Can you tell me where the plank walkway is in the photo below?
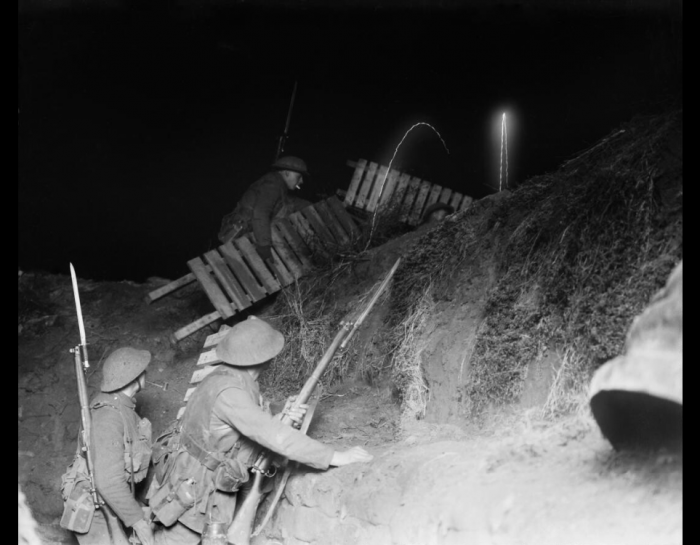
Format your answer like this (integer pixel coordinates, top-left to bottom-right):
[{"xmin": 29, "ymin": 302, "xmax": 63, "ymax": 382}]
[
  {"xmin": 343, "ymin": 159, "xmax": 473, "ymax": 225},
  {"xmin": 146, "ymin": 196, "xmax": 360, "ymax": 342}
]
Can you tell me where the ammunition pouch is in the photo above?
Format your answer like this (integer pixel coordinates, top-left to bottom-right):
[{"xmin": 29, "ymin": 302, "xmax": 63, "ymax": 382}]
[
  {"xmin": 59, "ymin": 454, "xmax": 95, "ymax": 533},
  {"xmin": 149, "ymin": 476, "xmax": 196, "ymax": 528},
  {"xmin": 151, "ymin": 420, "xmax": 181, "ymax": 486},
  {"xmin": 212, "ymin": 457, "xmax": 250, "ymax": 493}
]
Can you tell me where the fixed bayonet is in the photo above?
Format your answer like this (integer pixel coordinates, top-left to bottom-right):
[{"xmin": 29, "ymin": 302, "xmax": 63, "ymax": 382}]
[{"xmin": 70, "ymin": 263, "xmax": 90, "ymax": 370}]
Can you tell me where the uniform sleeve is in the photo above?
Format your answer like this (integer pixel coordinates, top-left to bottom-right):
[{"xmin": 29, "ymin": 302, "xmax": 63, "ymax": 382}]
[
  {"xmin": 214, "ymin": 387, "xmax": 334, "ymax": 470},
  {"xmin": 91, "ymin": 408, "xmax": 144, "ymax": 528},
  {"xmin": 250, "ymin": 180, "xmax": 284, "ymax": 248}
]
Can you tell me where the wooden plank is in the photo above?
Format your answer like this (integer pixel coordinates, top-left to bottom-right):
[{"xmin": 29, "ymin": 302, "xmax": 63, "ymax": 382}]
[
  {"xmin": 391, "ymin": 173, "xmax": 411, "ymax": 216},
  {"xmin": 269, "ymin": 245, "xmax": 295, "ymax": 286},
  {"xmin": 399, "ymin": 176, "xmax": 421, "ymax": 222},
  {"xmin": 219, "ymin": 242, "xmax": 266, "ymax": 302},
  {"xmin": 355, "ymin": 161, "xmax": 378, "ymax": 211},
  {"xmin": 171, "ymin": 310, "xmax": 222, "ymax": 343},
  {"xmin": 315, "ymin": 199, "xmax": 349, "ymax": 245},
  {"xmin": 449, "ymin": 191, "xmax": 463, "ymax": 211},
  {"xmin": 326, "ymin": 195, "xmax": 360, "ymax": 239},
  {"xmin": 203, "ymin": 324, "xmax": 231, "ymax": 349},
  {"xmin": 271, "ymin": 227, "xmax": 304, "ymax": 279},
  {"xmin": 190, "ymin": 365, "xmax": 219, "ymax": 385},
  {"xmin": 234, "ymin": 235, "xmax": 281, "ymax": 293},
  {"xmin": 183, "ymin": 387, "xmax": 196, "ymax": 403},
  {"xmin": 378, "ymin": 168, "xmax": 400, "ymax": 210},
  {"xmin": 425, "ymin": 183, "xmax": 443, "ymax": 210},
  {"xmin": 301, "ymin": 206, "xmax": 336, "ymax": 247},
  {"xmin": 187, "ymin": 258, "xmax": 234, "ymax": 318},
  {"xmin": 459, "ymin": 195, "xmax": 474, "ymax": 211},
  {"xmin": 366, "ymin": 165, "xmax": 389, "ymax": 213},
  {"xmin": 439, "ymin": 187, "xmax": 453, "ymax": 204},
  {"xmin": 197, "ymin": 348, "xmax": 222, "ymax": 366},
  {"xmin": 288, "ymin": 211, "xmax": 325, "ymax": 255},
  {"xmin": 408, "ymin": 180, "xmax": 432, "ymax": 225},
  {"xmin": 344, "ymin": 159, "xmax": 367, "ymax": 207},
  {"xmin": 204, "ymin": 250, "xmax": 251, "ymax": 311},
  {"xmin": 145, "ymin": 272, "xmax": 197, "ymax": 303},
  {"xmin": 274, "ymin": 220, "xmax": 314, "ymax": 272}
]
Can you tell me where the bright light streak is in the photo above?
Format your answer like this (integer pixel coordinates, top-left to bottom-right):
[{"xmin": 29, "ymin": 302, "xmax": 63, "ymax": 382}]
[
  {"xmin": 366, "ymin": 122, "xmax": 449, "ymax": 248},
  {"xmin": 499, "ymin": 112, "xmax": 508, "ymax": 191}
]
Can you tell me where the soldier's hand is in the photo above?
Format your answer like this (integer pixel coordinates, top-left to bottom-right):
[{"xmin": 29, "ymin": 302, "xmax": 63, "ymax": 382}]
[
  {"xmin": 132, "ymin": 518, "xmax": 155, "ymax": 545},
  {"xmin": 282, "ymin": 396, "xmax": 308, "ymax": 429},
  {"xmin": 330, "ymin": 446, "xmax": 374, "ymax": 467}
]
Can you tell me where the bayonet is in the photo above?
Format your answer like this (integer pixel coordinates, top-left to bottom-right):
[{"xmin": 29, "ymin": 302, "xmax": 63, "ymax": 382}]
[{"xmin": 70, "ymin": 263, "xmax": 89, "ymax": 369}]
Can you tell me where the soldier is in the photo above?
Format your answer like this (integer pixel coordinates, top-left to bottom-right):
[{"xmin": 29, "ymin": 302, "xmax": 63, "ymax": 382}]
[
  {"xmin": 60, "ymin": 347, "xmax": 154, "ymax": 545},
  {"xmin": 149, "ymin": 316, "xmax": 373, "ymax": 545},
  {"xmin": 217, "ymin": 156, "xmax": 309, "ymax": 266}
]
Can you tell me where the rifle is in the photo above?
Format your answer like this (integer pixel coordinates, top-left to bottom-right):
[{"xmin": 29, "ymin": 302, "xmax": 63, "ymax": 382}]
[
  {"xmin": 70, "ymin": 263, "xmax": 100, "ymax": 508},
  {"xmin": 227, "ymin": 257, "xmax": 402, "ymax": 545},
  {"xmin": 70, "ymin": 264, "xmax": 133, "ymax": 544},
  {"xmin": 274, "ymin": 80, "xmax": 298, "ymax": 161}
]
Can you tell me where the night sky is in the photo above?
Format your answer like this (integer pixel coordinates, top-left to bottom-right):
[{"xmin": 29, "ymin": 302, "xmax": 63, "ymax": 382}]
[{"xmin": 18, "ymin": 0, "xmax": 682, "ymax": 282}]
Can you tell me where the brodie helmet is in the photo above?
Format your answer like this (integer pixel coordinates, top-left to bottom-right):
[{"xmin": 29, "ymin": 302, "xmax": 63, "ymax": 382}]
[
  {"xmin": 271, "ymin": 156, "xmax": 309, "ymax": 177},
  {"xmin": 101, "ymin": 347, "xmax": 152, "ymax": 392},
  {"xmin": 216, "ymin": 316, "xmax": 285, "ymax": 367}
]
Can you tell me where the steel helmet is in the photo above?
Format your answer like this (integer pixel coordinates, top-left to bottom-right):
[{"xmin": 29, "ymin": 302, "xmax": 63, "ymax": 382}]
[
  {"xmin": 101, "ymin": 347, "xmax": 152, "ymax": 392},
  {"xmin": 271, "ymin": 156, "xmax": 309, "ymax": 177},
  {"xmin": 216, "ymin": 316, "xmax": 285, "ymax": 367}
]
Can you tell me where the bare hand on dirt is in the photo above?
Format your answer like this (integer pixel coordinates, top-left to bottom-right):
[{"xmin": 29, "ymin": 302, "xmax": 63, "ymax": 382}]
[{"xmin": 330, "ymin": 446, "xmax": 374, "ymax": 466}]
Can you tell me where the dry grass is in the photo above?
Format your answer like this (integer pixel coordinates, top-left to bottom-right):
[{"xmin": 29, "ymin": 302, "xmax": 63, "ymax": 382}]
[
  {"xmin": 388, "ymin": 110, "xmax": 683, "ymax": 423},
  {"xmin": 390, "ymin": 286, "xmax": 435, "ymax": 419},
  {"xmin": 261, "ymin": 274, "xmax": 339, "ymax": 400}
]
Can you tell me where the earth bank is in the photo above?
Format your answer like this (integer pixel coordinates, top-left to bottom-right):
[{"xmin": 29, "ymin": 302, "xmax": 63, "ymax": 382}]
[{"xmin": 18, "ymin": 111, "xmax": 682, "ymax": 545}]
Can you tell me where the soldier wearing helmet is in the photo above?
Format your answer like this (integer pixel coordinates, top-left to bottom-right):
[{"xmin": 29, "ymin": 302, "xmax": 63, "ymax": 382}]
[
  {"xmin": 63, "ymin": 347, "xmax": 155, "ymax": 545},
  {"xmin": 149, "ymin": 316, "xmax": 372, "ymax": 545},
  {"xmin": 217, "ymin": 156, "xmax": 309, "ymax": 265}
]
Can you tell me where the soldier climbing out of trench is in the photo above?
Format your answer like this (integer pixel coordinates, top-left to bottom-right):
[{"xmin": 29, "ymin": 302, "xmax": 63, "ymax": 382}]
[
  {"xmin": 147, "ymin": 316, "xmax": 373, "ymax": 545},
  {"xmin": 60, "ymin": 347, "xmax": 155, "ymax": 545},
  {"xmin": 217, "ymin": 156, "xmax": 310, "ymax": 268}
]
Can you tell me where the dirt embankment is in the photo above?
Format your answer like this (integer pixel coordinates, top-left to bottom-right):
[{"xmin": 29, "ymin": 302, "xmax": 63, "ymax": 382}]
[{"xmin": 19, "ymin": 111, "xmax": 681, "ymax": 545}]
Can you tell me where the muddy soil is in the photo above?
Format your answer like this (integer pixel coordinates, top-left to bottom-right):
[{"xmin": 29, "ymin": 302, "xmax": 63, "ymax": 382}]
[{"xmin": 18, "ymin": 253, "xmax": 681, "ymax": 544}]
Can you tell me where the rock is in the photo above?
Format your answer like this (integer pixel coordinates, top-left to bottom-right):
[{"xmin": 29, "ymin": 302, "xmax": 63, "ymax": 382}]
[{"xmin": 589, "ymin": 260, "xmax": 682, "ymax": 450}]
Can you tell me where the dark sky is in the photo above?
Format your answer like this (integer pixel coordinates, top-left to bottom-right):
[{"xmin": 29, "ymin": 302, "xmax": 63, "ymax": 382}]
[{"xmin": 18, "ymin": 0, "xmax": 682, "ymax": 282}]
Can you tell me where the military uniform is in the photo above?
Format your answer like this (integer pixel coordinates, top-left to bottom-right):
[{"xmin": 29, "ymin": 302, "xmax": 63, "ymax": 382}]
[
  {"xmin": 218, "ymin": 171, "xmax": 290, "ymax": 247},
  {"xmin": 150, "ymin": 365, "xmax": 333, "ymax": 545},
  {"xmin": 71, "ymin": 392, "xmax": 152, "ymax": 545}
]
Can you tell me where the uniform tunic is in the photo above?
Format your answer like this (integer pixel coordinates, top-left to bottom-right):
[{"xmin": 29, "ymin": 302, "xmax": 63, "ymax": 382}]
[
  {"xmin": 153, "ymin": 366, "xmax": 333, "ymax": 543},
  {"xmin": 75, "ymin": 392, "xmax": 151, "ymax": 545},
  {"xmin": 224, "ymin": 171, "xmax": 289, "ymax": 247}
]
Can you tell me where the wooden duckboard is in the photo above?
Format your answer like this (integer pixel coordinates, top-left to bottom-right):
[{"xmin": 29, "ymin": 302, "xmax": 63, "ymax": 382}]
[
  {"xmin": 146, "ymin": 196, "xmax": 359, "ymax": 342},
  {"xmin": 344, "ymin": 159, "xmax": 474, "ymax": 225}
]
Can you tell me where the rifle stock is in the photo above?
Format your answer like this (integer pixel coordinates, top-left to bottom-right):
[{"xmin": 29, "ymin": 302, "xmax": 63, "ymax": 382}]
[{"xmin": 226, "ymin": 257, "xmax": 401, "ymax": 544}]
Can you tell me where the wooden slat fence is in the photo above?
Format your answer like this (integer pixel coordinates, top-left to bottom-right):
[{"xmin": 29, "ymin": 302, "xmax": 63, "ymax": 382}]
[
  {"xmin": 146, "ymin": 196, "xmax": 360, "ymax": 342},
  {"xmin": 344, "ymin": 159, "xmax": 473, "ymax": 225}
]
